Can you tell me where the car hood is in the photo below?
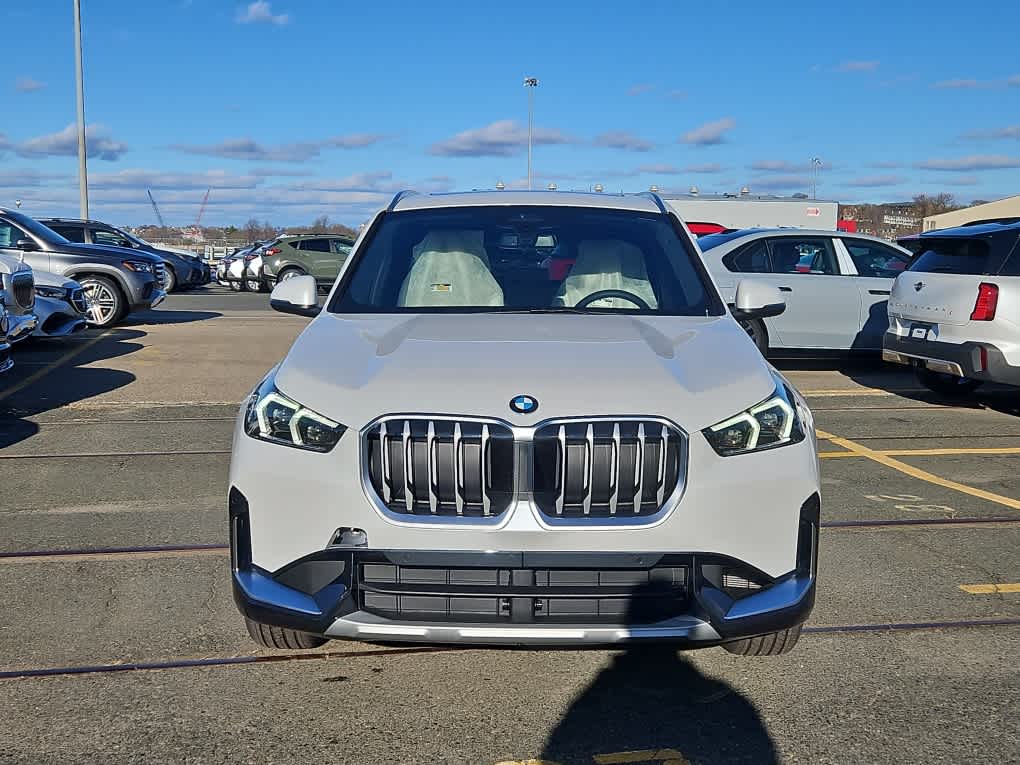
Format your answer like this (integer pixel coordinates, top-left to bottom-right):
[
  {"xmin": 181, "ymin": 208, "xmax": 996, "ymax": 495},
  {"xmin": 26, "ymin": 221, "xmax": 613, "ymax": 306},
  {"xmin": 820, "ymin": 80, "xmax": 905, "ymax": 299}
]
[
  {"xmin": 274, "ymin": 313, "xmax": 777, "ymax": 432},
  {"xmin": 47, "ymin": 241, "xmax": 162, "ymax": 263},
  {"xmin": 31, "ymin": 269, "xmax": 79, "ymax": 290},
  {"xmin": 0, "ymin": 253, "xmax": 32, "ymax": 276}
]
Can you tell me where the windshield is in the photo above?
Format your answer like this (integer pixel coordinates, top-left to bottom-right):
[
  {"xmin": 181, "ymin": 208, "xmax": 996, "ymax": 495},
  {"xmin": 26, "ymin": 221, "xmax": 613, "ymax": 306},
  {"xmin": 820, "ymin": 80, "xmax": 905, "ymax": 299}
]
[
  {"xmin": 329, "ymin": 206, "xmax": 724, "ymax": 316},
  {"xmin": 8, "ymin": 210, "xmax": 71, "ymax": 244}
]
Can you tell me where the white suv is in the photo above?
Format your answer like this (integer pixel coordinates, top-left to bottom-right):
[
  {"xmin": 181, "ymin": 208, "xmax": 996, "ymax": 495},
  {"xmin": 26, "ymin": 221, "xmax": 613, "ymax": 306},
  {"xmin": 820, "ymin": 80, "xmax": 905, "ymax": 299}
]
[
  {"xmin": 884, "ymin": 221, "xmax": 1020, "ymax": 393},
  {"xmin": 230, "ymin": 191, "xmax": 820, "ymax": 656}
]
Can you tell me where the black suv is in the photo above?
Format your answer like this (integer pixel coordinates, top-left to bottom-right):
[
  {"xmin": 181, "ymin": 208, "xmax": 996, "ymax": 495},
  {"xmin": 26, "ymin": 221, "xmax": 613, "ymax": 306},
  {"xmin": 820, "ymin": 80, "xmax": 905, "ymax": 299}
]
[
  {"xmin": 0, "ymin": 208, "xmax": 165, "ymax": 327},
  {"xmin": 42, "ymin": 218, "xmax": 211, "ymax": 292}
]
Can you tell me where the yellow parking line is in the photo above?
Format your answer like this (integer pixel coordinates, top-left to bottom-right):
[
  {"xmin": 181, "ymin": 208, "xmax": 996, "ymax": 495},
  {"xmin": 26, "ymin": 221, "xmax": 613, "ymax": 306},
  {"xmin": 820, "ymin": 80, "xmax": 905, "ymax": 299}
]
[
  {"xmin": 0, "ymin": 330, "xmax": 112, "ymax": 404},
  {"xmin": 816, "ymin": 429, "xmax": 1020, "ymax": 510},
  {"xmin": 959, "ymin": 583, "xmax": 1020, "ymax": 594},
  {"xmin": 593, "ymin": 751, "xmax": 688, "ymax": 765},
  {"xmin": 819, "ymin": 447, "xmax": 1020, "ymax": 459}
]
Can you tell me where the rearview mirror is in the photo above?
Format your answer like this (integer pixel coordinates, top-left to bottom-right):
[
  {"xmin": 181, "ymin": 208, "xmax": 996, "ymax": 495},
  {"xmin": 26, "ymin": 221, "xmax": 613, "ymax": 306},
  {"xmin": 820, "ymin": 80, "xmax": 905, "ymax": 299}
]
[
  {"xmin": 731, "ymin": 279, "xmax": 785, "ymax": 322},
  {"xmin": 270, "ymin": 275, "xmax": 320, "ymax": 317},
  {"xmin": 15, "ymin": 238, "xmax": 38, "ymax": 252}
]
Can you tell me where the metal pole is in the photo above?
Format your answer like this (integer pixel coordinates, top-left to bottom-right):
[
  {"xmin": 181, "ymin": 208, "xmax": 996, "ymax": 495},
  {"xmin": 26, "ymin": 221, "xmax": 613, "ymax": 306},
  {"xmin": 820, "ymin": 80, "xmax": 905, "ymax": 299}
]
[
  {"xmin": 73, "ymin": 0, "xmax": 89, "ymax": 218},
  {"xmin": 527, "ymin": 86, "xmax": 533, "ymax": 190}
]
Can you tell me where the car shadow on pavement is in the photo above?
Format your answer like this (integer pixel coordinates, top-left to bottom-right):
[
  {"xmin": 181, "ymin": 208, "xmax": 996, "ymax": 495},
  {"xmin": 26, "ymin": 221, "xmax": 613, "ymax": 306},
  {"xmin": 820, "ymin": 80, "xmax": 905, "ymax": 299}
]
[
  {"xmin": 0, "ymin": 329, "xmax": 144, "ymax": 449},
  {"xmin": 540, "ymin": 583, "xmax": 777, "ymax": 765},
  {"xmin": 122, "ymin": 310, "xmax": 222, "ymax": 326},
  {"xmin": 540, "ymin": 646, "xmax": 777, "ymax": 765}
]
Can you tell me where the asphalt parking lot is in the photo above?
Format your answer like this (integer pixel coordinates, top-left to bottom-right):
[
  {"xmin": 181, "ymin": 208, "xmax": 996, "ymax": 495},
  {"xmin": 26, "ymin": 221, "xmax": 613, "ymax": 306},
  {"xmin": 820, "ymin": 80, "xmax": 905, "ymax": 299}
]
[{"xmin": 1, "ymin": 287, "xmax": 1018, "ymax": 765}]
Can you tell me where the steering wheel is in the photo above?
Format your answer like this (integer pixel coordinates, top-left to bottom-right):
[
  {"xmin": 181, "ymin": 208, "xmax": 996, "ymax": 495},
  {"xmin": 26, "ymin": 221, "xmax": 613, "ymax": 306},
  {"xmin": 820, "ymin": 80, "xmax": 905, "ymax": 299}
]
[{"xmin": 573, "ymin": 289, "xmax": 651, "ymax": 310}]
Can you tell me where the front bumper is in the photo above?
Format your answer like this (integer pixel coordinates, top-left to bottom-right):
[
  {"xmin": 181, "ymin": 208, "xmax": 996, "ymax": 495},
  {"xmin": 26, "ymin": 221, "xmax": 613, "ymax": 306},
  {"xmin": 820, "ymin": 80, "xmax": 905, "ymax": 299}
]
[
  {"xmin": 32, "ymin": 296, "xmax": 87, "ymax": 338},
  {"xmin": 6, "ymin": 313, "xmax": 38, "ymax": 344},
  {"xmin": 883, "ymin": 332, "xmax": 1020, "ymax": 387},
  {"xmin": 231, "ymin": 489, "xmax": 819, "ymax": 646}
]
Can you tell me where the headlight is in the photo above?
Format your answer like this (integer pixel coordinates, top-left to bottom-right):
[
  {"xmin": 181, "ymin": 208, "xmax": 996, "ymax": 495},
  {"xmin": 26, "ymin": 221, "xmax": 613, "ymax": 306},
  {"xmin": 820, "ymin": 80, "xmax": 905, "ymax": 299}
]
[
  {"xmin": 244, "ymin": 373, "xmax": 346, "ymax": 452},
  {"xmin": 703, "ymin": 379, "xmax": 805, "ymax": 456},
  {"xmin": 34, "ymin": 286, "xmax": 67, "ymax": 299},
  {"xmin": 122, "ymin": 260, "xmax": 154, "ymax": 273},
  {"xmin": 0, "ymin": 309, "xmax": 9, "ymax": 336}
]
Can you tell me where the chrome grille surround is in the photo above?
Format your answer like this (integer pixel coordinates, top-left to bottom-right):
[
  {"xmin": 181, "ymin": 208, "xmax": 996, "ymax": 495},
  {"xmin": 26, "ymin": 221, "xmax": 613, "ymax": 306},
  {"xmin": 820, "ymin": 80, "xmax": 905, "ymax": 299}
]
[
  {"xmin": 532, "ymin": 417, "xmax": 687, "ymax": 521},
  {"xmin": 70, "ymin": 287, "xmax": 89, "ymax": 314},
  {"xmin": 11, "ymin": 273, "xmax": 35, "ymax": 310},
  {"xmin": 361, "ymin": 414, "xmax": 688, "ymax": 528},
  {"xmin": 363, "ymin": 415, "xmax": 517, "ymax": 524}
]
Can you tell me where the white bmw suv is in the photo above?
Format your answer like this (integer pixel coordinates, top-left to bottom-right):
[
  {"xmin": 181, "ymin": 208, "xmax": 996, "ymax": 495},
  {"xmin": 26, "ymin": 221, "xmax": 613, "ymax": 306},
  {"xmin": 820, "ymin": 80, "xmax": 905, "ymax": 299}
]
[
  {"xmin": 884, "ymin": 220, "xmax": 1020, "ymax": 394},
  {"xmin": 230, "ymin": 191, "xmax": 820, "ymax": 656}
]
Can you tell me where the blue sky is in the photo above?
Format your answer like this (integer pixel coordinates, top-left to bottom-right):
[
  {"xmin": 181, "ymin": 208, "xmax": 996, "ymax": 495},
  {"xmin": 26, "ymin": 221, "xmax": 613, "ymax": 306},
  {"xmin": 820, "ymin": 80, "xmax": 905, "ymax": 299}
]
[{"xmin": 2, "ymin": 0, "xmax": 1019, "ymax": 227}]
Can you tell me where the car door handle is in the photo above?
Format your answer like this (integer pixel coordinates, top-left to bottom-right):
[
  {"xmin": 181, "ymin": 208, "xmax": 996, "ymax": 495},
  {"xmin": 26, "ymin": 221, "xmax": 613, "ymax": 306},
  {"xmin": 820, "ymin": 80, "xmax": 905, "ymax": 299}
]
[
  {"xmin": 778, "ymin": 286, "xmax": 792, "ymax": 292},
  {"xmin": 868, "ymin": 289, "xmax": 891, "ymax": 296}
]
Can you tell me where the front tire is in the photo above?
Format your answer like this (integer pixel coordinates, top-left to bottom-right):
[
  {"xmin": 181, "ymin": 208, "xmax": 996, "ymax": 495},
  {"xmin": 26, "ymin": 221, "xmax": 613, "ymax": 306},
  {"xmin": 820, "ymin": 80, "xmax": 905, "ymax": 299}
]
[
  {"xmin": 79, "ymin": 275, "xmax": 126, "ymax": 328},
  {"xmin": 915, "ymin": 367, "xmax": 983, "ymax": 396},
  {"xmin": 162, "ymin": 265, "xmax": 177, "ymax": 292},
  {"xmin": 722, "ymin": 624, "xmax": 802, "ymax": 656},
  {"xmin": 244, "ymin": 617, "xmax": 327, "ymax": 650},
  {"xmin": 740, "ymin": 319, "xmax": 769, "ymax": 356},
  {"xmin": 277, "ymin": 267, "xmax": 306, "ymax": 282}
]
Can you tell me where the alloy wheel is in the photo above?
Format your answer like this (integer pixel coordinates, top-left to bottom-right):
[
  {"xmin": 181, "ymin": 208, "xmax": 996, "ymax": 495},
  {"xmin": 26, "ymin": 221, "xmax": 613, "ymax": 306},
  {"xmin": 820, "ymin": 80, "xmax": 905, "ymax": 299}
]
[{"xmin": 81, "ymin": 281, "xmax": 119, "ymax": 326}]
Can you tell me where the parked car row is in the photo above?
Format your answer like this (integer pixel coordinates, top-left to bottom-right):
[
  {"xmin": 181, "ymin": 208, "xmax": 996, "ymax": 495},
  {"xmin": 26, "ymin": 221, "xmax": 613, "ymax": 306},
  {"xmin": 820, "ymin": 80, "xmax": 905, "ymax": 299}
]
[
  {"xmin": 42, "ymin": 218, "xmax": 212, "ymax": 292},
  {"xmin": 217, "ymin": 234, "xmax": 355, "ymax": 293},
  {"xmin": 693, "ymin": 220, "xmax": 1019, "ymax": 393}
]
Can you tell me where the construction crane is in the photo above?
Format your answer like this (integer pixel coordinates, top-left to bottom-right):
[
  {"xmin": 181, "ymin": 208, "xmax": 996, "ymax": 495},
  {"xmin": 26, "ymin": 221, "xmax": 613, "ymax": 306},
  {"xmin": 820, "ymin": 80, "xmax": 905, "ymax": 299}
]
[
  {"xmin": 146, "ymin": 189, "xmax": 166, "ymax": 228},
  {"xmin": 194, "ymin": 188, "xmax": 210, "ymax": 229}
]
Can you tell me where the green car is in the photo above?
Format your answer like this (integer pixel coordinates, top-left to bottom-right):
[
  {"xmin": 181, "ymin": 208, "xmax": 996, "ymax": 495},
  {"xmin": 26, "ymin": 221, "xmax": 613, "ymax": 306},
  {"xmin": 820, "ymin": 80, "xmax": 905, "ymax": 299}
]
[{"xmin": 260, "ymin": 235, "xmax": 355, "ymax": 289}]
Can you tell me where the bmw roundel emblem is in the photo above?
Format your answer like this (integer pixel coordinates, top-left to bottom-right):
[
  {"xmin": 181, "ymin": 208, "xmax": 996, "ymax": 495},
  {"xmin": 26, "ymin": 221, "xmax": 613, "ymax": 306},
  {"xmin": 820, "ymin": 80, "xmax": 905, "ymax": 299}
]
[{"xmin": 510, "ymin": 394, "xmax": 538, "ymax": 415}]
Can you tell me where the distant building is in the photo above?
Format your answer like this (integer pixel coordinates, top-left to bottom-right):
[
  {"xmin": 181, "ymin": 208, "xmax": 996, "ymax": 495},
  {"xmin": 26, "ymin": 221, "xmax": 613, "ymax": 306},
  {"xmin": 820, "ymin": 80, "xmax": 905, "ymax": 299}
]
[
  {"xmin": 923, "ymin": 195, "xmax": 1020, "ymax": 231},
  {"xmin": 662, "ymin": 193, "xmax": 839, "ymax": 231}
]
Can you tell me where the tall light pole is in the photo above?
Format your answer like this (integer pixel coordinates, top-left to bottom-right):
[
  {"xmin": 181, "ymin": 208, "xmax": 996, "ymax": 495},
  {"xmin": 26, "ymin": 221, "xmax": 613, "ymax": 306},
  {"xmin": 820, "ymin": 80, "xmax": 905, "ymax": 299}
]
[
  {"xmin": 524, "ymin": 77, "xmax": 539, "ymax": 190},
  {"xmin": 73, "ymin": 0, "xmax": 89, "ymax": 218},
  {"xmin": 811, "ymin": 157, "xmax": 823, "ymax": 201}
]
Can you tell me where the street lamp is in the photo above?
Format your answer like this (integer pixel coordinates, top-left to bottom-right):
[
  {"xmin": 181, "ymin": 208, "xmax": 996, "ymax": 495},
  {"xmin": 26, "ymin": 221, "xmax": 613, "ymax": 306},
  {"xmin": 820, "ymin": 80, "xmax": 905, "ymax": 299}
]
[
  {"xmin": 524, "ymin": 77, "xmax": 539, "ymax": 190},
  {"xmin": 811, "ymin": 157, "xmax": 823, "ymax": 200},
  {"xmin": 73, "ymin": 0, "xmax": 89, "ymax": 218}
]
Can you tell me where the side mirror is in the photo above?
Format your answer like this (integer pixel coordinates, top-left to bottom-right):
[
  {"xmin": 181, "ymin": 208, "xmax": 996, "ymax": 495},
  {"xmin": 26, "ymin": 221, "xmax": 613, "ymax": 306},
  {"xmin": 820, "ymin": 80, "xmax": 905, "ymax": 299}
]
[
  {"xmin": 269, "ymin": 274, "xmax": 320, "ymax": 317},
  {"xmin": 119, "ymin": 239, "xmax": 135, "ymax": 248},
  {"xmin": 731, "ymin": 279, "xmax": 786, "ymax": 322},
  {"xmin": 15, "ymin": 238, "xmax": 38, "ymax": 252}
]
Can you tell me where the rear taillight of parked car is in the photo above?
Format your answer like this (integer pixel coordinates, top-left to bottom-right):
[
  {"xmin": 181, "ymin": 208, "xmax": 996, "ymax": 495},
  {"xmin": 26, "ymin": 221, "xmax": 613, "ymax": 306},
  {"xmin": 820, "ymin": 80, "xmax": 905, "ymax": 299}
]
[
  {"xmin": 970, "ymin": 283, "xmax": 998, "ymax": 321},
  {"xmin": 265, "ymin": 247, "xmax": 281, "ymax": 257}
]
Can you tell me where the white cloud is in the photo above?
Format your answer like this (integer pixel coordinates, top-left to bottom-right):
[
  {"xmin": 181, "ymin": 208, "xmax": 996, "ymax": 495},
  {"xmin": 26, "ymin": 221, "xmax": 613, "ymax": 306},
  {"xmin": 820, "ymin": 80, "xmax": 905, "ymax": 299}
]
[
  {"xmin": 843, "ymin": 174, "xmax": 907, "ymax": 188},
  {"xmin": 933, "ymin": 78, "xmax": 988, "ymax": 89},
  {"xmin": 960, "ymin": 125, "xmax": 1020, "ymax": 141},
  {"xmin": 679, "ymin": 117, "xmax": 735, "ymax": 146},
  {"xmin": 170, "ymin": 134, "xmax": 384, "ymax": 162},
  {"xmin": 1009, "ymin": 75, "xmax": 1020, "ymax": 87},
  {"xmin": 748, "ymin": 174, "xmax": 813, "ymax": 191},
  {"xmin": 16, "ymin": 123, "xmax": 128, "ymax": 161},
  {"xmin": 90, "ymin": 169, "xmax": 262, "ymax": 190},
  {"xmin": 626, "ymin": 83, "xmax": 655, "ymax": 97},
  {"xmin": 593, "ymin": 130, "xmax": 655, "ymax": 152},
  {"xmin": 14, "ymin": 77, "xmax": 45, "ymax": 93},
  {"xmin": 750, "ymin": 159, "xmax": 814, "ymax": 172},
  {"xmin": 837, "ymin": 60, "xmax": 879, "ymax": 73},
  {"xmin": 236, "ymin": 1, "xmax": 289, "ymax": 25},
  {"xmin": 915, "ymin": 155, "xmax": 1020, "ymax": 171},
  {"xmin": 429, "ymin": 120, "xmax": 576, "ymax": 157}
]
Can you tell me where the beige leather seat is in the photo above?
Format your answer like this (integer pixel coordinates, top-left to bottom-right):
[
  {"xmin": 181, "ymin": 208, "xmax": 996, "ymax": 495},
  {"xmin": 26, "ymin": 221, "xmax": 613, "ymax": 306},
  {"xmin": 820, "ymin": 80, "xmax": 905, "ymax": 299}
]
[
  {"xmin": 397, "ymin": 230, "xmax": 503, "ymax": 307},
  {"xmin": 554, "ymin": 239, "xmax": 658, "ymax": 309}
]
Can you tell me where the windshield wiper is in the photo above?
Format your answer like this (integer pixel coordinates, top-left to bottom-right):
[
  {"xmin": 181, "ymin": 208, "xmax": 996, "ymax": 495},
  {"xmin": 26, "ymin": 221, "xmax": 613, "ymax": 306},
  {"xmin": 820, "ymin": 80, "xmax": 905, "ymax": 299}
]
[{"xmin": 501, "ymin": 307, "xmax": 592, "ymax": 314}]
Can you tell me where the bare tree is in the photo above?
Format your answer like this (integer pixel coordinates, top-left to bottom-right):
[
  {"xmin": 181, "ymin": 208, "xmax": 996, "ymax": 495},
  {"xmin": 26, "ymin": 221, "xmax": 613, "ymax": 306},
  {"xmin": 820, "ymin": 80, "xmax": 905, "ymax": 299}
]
[{"xmin": 912, "ymin": 193, "xmax": 958, "ymax": 219}]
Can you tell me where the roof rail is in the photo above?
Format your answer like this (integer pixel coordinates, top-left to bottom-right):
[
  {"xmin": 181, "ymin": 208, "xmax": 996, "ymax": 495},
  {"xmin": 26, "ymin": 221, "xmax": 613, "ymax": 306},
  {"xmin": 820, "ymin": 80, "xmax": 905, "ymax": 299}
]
[
  {"xmin": 387, "ymin": 190, "xmax": 419, "ymax": 211},
  {"xmin": 636, "ymin": 191, "xmax": 668, "ymax": 214}
]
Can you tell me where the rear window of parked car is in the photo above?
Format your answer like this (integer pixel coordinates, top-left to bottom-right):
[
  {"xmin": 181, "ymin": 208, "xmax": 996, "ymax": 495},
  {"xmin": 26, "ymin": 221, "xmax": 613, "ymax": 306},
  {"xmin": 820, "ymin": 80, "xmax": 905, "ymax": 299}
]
[
  {"xmin": 908, "ymin": 239, "xmax": 995, "ymax": 275},
  {"xmin": 50, "ymin": 225, "xmax": 87, "ymax": 243}
]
